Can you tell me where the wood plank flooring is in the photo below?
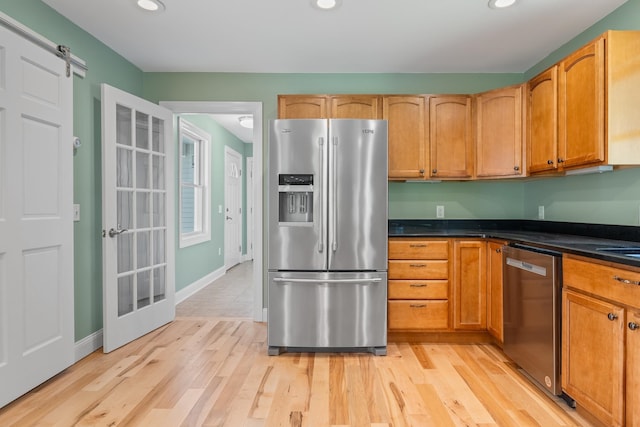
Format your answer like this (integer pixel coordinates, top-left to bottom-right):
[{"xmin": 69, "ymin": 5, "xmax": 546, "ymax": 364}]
[{"xmin": 0, "ymin": 317, "xmax": 593, "ymax": 427}]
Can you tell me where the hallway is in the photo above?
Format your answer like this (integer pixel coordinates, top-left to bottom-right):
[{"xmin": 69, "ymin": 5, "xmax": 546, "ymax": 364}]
[{"xmin": 176, "ymin": 261, "xmax": 253, "ymax": 318}]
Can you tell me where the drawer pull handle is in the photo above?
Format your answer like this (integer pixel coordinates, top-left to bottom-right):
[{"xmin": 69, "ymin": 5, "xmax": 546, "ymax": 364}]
[
  {"xmin": 409, "ymin": 264, "xmax": 427, "ymax": 268},
  {"xmin": 409, "ymin": 244, "xmax": 427, "ymax": 248},
  {"xmin": 410, "ymin": 304, "xmax": 426, "ymax": 308},
  {"xmin": 410, "ymin": 284, "xmax": 427, "ymax": 288},
  {"xmin": 608, "ymin": 313, "xmax": 619, "ymax": 321},
  {"xmin": 629, "ymin": 322, "xmax": 639, "ymax": 331},
  {"xmin": 613, "ymin": 275, "xmax": 640, "ymax": 286}
]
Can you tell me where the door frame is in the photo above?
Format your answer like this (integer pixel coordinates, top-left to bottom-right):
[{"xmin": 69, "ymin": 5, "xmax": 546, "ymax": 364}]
[
  {"xmin": 245, "ymin": 157, "xmax": 254, "ymax": 261},
  {"xmin": 224, "ymin": 145, "xmax": 243, "ymax": 270},
  {"xmin": 160, "ymin": 101, "xmax": 264, "ymax": 322}
]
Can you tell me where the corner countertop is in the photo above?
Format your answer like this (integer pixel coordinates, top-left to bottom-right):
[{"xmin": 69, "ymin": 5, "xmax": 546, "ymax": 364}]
[{"xmin": 389, "ymin": 219, "xmax": 640, "ymax": 268}]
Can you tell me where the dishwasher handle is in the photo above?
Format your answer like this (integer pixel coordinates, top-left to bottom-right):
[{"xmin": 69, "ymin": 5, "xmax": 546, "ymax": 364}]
[{"xmin": 506, "ymin": 257, "xmax": 548, "ymax": 277}]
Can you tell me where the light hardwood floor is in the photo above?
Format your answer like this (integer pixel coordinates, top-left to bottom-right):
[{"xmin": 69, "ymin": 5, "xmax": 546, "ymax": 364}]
[{"xmin": 0, "ymin": 263, "xmax": 594, "ymax": 426}]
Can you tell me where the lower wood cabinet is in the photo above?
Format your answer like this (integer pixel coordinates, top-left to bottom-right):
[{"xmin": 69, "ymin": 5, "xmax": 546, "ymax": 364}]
[
  {"xmin": 563, "ymin": 255, "xmax": 640, "ymax": 427},
  {"xmin": 388, "ymin": 239, "xmax": 449, "ymax": 330},
  {"xmin": 486, "ymin": 240, "xmax": 506, "ymax": 342},
  {"xmin": 452, "ymin": 240, "xmax": 486, "ymax": 330}
]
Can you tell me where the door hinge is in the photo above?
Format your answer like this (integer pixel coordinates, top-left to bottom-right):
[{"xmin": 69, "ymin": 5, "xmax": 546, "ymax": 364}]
[{"xmin": 56, "ymin": 45, "xmax": 72, "ymax": 77}]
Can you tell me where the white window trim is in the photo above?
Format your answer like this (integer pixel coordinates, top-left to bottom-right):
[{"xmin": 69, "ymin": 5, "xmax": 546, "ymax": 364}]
[{"xmin": 178, "ymin": 118, "xmax": 211, "ymax": 248}]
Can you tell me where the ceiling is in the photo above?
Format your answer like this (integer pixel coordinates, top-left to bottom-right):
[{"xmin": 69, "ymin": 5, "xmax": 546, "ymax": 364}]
[{"xmin": 42, "ymin": 0, "xmax": 628, "ymax": 141}]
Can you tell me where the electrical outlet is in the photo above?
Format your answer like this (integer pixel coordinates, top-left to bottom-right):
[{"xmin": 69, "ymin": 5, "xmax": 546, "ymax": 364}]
[
  {"xmin": 538, "ymin": 205, "xmax": 545, "ymax": 220},
  {"xmin": 218, "ymin": 205, "xmax": 223, "ymax": 214},
  {"xmin": 73, "ymin": 204, "xmax": 80, "ymax": 221},
  {"xmin": 436, "ymin": 205, "xmax": 445, "ymax": 218}
]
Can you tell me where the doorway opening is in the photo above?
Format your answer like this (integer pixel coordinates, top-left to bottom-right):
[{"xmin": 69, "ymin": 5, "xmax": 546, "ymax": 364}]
[{"xmin": 160, "ymin": 101, "xmax": 263, "ymax": 322}]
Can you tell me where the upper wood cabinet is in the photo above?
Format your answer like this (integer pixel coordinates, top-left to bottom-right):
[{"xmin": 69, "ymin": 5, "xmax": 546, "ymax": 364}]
[
  {"xmin": 528, "ymin": 30, "xmax": 640, "ymax": 174},
  {"xmin": 429, "ymin": 95, "xmax": 474, "ymax": 179},
  {"xmin": 475, "ymin": 85, "xmax": 525, "ymax": 178},
  {"xmin": 278, "ymin": 95, "xmax": 328, "ymax": 118},
  {"xmin": 383, "ymin": 95, "xmax": 427, "ymax": 179},
  {"xmin": 277, "ymin": 94, "xmax": 381, "ymax": 119},
  {"xmin": 527, "ymin": 66, "xmax": 559, "ymax": 173}
]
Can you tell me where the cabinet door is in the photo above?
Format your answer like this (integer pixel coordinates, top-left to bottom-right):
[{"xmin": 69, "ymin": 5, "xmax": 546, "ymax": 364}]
[
  {"xmin": 628, "ymin": 310, "xmax": 640, "ymax": 427},
  {"xmin": 330, "ymin": 95, "xmax": 382, "ymax": 119},
  {"xmin": 562, "ymin": 290, "xmax": 625, "ymax": 427},
  {"xmin": 277, "ymin": 95, "xmax": 328, "ymax": 119},
  {"xmin": 452, "ymin": 240, "xmax": 486, "ymax": 330},
  {"xmin": 475, "ymin": 86, "xmax": 524, "ymax": 178},
  {"xmin": 527, "ymin": 66, "xmax": 558, "ymax": 173},
  {"xmin": 486, "ymin": 241, "xmax": 505, "ymax": 342},
  {"xmin": 383, "ymin": 95, "xmax": 427, "ymax": 179},
  {"xmin": 558, "ymin": 37, "xmax": 605, "ymax": 168},
  {"xmin": 429, "ymin": 95, "xmax": 473, "ymax": 178}
]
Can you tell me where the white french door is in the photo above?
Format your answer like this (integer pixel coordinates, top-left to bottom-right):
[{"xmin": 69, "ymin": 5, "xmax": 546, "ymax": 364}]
[
  {"xmin": 224, "ymin": 147, "xmax": 242, "ymax": 269},
  {"xmin": 101, "ymin": 84, "xmax": 174, "ymax": 353},
  {"xmin": 0, "ymin": 25, "xmax": 74, "ymax": 406}
]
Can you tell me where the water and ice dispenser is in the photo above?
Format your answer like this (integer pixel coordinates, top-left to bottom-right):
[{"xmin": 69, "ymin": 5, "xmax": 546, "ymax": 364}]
[{"xmin": 278, "ymin": 174, "xmax": 313, "ymax": 225}]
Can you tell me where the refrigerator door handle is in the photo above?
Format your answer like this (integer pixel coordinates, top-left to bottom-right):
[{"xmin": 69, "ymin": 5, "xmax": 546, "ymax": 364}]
[
  {"xmin": 318, "ymin": 137, "xmax": 325, "ymax": 253},
  {"xmin": 272, "ymin": 277, "xmax": 383, "ymax": 284},
  {"xmin": 332, "ymin": 136, "xmax": 338, "ymax": 252}
]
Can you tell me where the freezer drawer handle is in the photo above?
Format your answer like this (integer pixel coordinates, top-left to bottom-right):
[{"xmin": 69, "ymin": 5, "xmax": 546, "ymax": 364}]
[
  {"xmin": 273, "ymin": 277, "xmax": 383, "ymax": 284},
  {"xmin": 613, "ymin": 275, "xmax": 640, "ymax": 286},
  {"xmin": 506, "ymin": 257, "xmax": 547, "ymax": 277}
]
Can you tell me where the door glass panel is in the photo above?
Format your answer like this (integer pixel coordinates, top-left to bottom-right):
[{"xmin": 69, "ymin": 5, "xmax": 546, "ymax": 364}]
[
  {"xmin": 153, "ymin": 266, "xmax": 166, "ymax": 302},
  {"xmin": 153, "ymin": 193, "xmax": 165, "ymax": 227},
  {"xmin": 117, "ymin": 274, "xmax": 134, "ymax": 316},
  {"xmin": 137, "ymin": 270, "xmax": 151, "ymax": 309},
  {"xmin": 137, "ymin": 192, "xmax": 150, "ymax": 229},
  {"xmin": 152, "ymin": 117, "xmax": 164, "ymax": 153},
  {"xmin": 117, "ymin": 148, "xmax": 132, "ymax": 188},
  {"xmin": 154, "ymin": 230, "xmax": 165, "ymax": 265},
  {"xmin": 137, "ymin": 231, "xmax": 151, "ymax": 268},
  {"xmin": 136, "ymin": 111, "xmax": 149, "ymax": 150},
  {"xmin": 152, "ymin": 154, "xmax": 165, "ymax": 190},
  {"xmin": 136, "ymin": 152, "xmax": 150, "ymax": 189},
  {"xmin": 117, "ymin": 191, "xmax": 133, "ymax": 230},
  {"xmin": 117, "ymin": 233, "xmax": 133, "ymax": 274},
  {"xmin": 116, "ymin": 104, "xmax": 132, "ymax": 147}
]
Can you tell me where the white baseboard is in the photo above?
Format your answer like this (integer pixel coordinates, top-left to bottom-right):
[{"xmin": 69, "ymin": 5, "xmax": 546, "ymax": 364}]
[
  {"xmin": 175, "ymin": 266, "xmax": 226, "ymax": 305},
  {"xmin": 75, "ymin": 329, "xmax": 103, "ymax": 362}
]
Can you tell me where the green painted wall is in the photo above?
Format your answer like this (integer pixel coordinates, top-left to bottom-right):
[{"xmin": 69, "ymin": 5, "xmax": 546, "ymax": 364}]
[
  {"xmin": 174, "ymin": 115, "xmax": 250, "ymax": 291},
  {"xmin": 0, "ymin": 0, "xmax": 144, "ymax": 341}
]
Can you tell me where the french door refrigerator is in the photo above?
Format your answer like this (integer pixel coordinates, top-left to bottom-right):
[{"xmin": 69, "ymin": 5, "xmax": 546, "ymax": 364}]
[{"xmin": 267, "ymin": 119, "xmax": 388, "ymax": 356}]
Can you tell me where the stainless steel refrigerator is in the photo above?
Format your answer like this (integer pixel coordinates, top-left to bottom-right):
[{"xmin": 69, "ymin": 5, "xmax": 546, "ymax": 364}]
[{"xmin": 267, "ymin": 119, "xmax": 388, "ymax": 356}]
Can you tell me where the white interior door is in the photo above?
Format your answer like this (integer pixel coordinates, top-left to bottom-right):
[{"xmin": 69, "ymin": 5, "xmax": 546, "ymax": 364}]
[
  {"xmin": 224, "ymin": 147, "xmax": 242, "ymax": 269},
  {"xmin": 0, "ymin": 26, "xmax": 74, "ymax": 406},
  {"xmin": 246, "ymin": 157, "xmax": 254, "ymax": 261},
  {"xmin": 101, "ymin": 84, "xmax": 174, "ymax": 353}
]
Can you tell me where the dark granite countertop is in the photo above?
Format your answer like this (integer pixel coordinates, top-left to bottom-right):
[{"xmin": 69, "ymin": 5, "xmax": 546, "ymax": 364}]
[{"xmin": 389, "ymin": 219, "xmax": 640, "ymax": 268}]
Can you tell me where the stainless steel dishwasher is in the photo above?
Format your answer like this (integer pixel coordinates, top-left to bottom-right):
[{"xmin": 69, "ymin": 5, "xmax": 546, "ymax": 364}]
[{"xmin": 502, "ymin": 244, "xmax": 563, "ymax": 396}]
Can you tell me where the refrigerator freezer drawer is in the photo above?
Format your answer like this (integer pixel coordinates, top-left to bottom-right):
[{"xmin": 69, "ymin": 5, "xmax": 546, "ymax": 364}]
[{"xmin": 267, "ymin": 271, "xmax": 387, "ymax": 353}]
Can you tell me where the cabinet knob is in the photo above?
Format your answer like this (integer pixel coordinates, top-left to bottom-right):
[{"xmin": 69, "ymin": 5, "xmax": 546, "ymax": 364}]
[
  {"xmin": 607, "ymin": 313, "xmax": 619, "ymax": 321},
  {"xmin": 514, "ymin": 166, "xmax": 520, "ymax": 171},
  {"xmin": 419, "ymin": 169, "xmax": 425, "ymax": 175},
  {"xmin": 432, "ymin": 169, "xmax": 437, "ymax": 175},
  {"xmin": 629, "ymin": 322, "xmax": 639, "ymax": 331},
  {"xmin": 496, "ymin": 248, "xmax": 501, "ymax": 253},
  {"xmin": 547, "ymin": 160, "xmax": 554, "ymax": 165},
  {"xmin": 558, "ymin": 158, "xmax": 565, "ymax": 163}
]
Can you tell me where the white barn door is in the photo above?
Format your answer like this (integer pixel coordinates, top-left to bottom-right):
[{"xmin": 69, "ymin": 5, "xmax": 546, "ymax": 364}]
[
  {"xmin": 0, "ymin": 26, "xmax": 74, "ymax": 406},
  {"xmin": 101, "ymin": 84, "xmax": 174, "ymax": 353}
]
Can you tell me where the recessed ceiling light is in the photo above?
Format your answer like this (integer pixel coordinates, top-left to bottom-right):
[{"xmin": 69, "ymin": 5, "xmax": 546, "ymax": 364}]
[
  {"xmin": 311, "ymin": 0, "xmax": 342, "ymax": 11},
  {"xmin": 137, "ymin": 0, "xmax": 165, "ymax": 12},
  {"xmin": 488, "ymin": 0, "xmax": 517, "ymax": 9}
]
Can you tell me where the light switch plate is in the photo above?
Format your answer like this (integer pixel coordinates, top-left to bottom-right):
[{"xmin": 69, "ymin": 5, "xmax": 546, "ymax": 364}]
[
  {"xmin": 538, "ymin": 205, "xmax": 545, "ymax": 220},
  {"xmin": 436, "ymin": 205, "xmax": 445, "ymax": 218}
]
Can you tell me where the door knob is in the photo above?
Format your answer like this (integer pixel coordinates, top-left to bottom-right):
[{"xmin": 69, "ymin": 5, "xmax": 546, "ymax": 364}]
[{"xmin": 226, "ymin": 216, "xmax": 232, "ymax": 220}]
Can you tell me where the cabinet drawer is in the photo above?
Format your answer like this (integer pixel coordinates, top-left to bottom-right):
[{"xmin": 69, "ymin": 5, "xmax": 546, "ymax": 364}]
[
  {"xmin": 388, "ymin": 300, "xmax": 449, "ymax": 330},
  {"xmin": 388, "ymin": 280, "xmax": 448, "ymax": 299},
  {"xmin": 564, "ymin": 256, "xmax": 640, "ymax": 306},
  {"xmin": 389, "ymin": 260, "xmax": 448, "ymax": 279},
  {"xmin": 389, "ymin": 239, "xmax": 449, "ymax": 259}
]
